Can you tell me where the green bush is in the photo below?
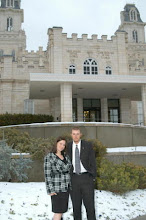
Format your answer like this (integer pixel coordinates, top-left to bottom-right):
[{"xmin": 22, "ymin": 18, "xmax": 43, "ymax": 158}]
[
  {"xmin": 127, "ymin": 163, "xmax": 146, "ymax": 189},
  {"xmin": 0, "ymin": 128, "xmax": 52, "ymax": 161},
  {"xmin": 88, "ymin": 138, "xmax": 107, "ymax": 161},
  {"xmin": 97, "ymin": 158, "xmax": 146, "ymax": 194},
  {"xmin": 0, "ymin": 128, "xmax": 31, "ymax": 150},
  {"xmin": 0, "ymin": 139, "xmax": 32, "ymax": 182},
  {"xmin": 28, "ymin": 137, "xmax": 54, "ymax": 161},
  {"xmin": 0, "ymin": 113, "xmax": 53, "ymax": 126}
]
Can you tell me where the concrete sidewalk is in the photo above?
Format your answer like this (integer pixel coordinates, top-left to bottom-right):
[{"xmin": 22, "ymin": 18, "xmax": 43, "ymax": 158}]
[{"xmin": 131, "ymin": 216, "xmax": 146, "ymax": 220}]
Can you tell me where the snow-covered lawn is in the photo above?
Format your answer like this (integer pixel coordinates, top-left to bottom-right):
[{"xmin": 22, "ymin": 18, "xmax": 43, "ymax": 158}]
[
  {"xmin": 0, "ymin": 182, "xmax": 146, "ymax": 220},
  {"xmin": 107, "ymin": 146, "xmax": 146, "ymax": 153}
]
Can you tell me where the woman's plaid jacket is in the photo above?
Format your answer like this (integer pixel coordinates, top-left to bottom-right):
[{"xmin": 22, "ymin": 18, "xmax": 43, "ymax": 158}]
[{"xmin": 44, "ymin": 152, "xmax": 72, "ymax": 194}]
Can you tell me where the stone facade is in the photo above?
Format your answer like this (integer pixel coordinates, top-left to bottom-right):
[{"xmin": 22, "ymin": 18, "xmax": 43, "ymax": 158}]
[{"xmin": 0, "ymin": 1, "xmax": 146, "ymax": 125}]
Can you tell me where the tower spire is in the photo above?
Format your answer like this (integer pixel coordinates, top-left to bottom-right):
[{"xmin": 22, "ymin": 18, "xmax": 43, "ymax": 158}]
[{"xmin": 117, "ymin": 4, "xmax": 146, "ymax": 43}]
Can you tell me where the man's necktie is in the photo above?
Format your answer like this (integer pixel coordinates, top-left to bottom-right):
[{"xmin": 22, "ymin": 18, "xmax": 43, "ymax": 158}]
[{"xmin": 75, "ymin": 145, "xmax": 81, "ymax": 174}]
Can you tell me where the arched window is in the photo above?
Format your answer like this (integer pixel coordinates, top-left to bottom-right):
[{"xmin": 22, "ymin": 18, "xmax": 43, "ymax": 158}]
[
  {"xmin": 84, "ymin": 59, "xmax": 98, "ymax": 75},
  {"xmin": 130, "ymin": 9, "xmax": 137, "ymax": 21},
  {"xmin": 69, "ymin": 65, "xmax": 76, "ymax": 74},
  {"xmin": 6, "ymin": 0, "xmax": 14, "ymax": 7},
  {"xmin": 7, "ymin": 17, "xmax": 13, "ymax": 31},
  {"xmin": 133, "ymin": 30, "xmax": 138, "ymax": 43},
  {"xmin": 106, "ymin": 66, "xmax": 112, "ymax": 75}
]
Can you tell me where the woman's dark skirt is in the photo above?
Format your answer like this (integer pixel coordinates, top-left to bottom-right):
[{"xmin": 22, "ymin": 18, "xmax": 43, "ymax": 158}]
[{"xmin": 51, "ymin": 191, "xmax": 69, "ymax": 213}]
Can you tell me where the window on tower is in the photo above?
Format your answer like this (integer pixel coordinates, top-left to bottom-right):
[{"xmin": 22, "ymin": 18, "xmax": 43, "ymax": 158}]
[
  {"xmin": 7, "ymin": 17, "xmax": 13, "ymax": 31},
  {"xmin": 6, "ymin": 0, "xmax": 14, "ymax": 7},
  {"xmin": 14, "ymin": 0, "xmax": 20, "ymax": 9},
  {"xmin": 130, "ymin": 9, "xmax": 137, "ymax": 21},
  {"xmin": 133, "ymin": 30, "xmax": 138, "ymax": 43}
]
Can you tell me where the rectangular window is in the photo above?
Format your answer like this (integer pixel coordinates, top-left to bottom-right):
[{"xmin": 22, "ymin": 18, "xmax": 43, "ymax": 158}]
[
  {"xmin": 7, "ymin": 17, "xmax": 13, "ymax": 31},
  {"xmin": 24, "ymin": 99, "xmax": 34, "ymax": 114},
  {"xmin": 83, "ymin": 99, "xmax": 101, "ymax": 122},
  {"xmin": 108, "ymin": 99, "xmax": 120, "ymax": 123}
]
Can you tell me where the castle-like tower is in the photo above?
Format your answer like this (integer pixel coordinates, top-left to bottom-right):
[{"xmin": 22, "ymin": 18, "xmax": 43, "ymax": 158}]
[
  {"xmin": 119, "ymin": 4, "xmax": 146, "ymax": 43},
  {"xmin": 0, "ymin": 0, "xmax": 28, "ymax": 114},
  {"xmin": 0, "ymin": 0, "xmax": 26, "ymax": 57},
  {"xmin": 0, "ymin": 0, "xmax": 49, "ymax": 115}
]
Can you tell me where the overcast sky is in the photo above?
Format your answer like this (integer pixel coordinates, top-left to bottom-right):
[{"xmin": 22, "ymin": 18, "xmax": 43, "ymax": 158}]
[{"xmin": 21, "ymin": 0, "xmax": 146, "ymax": 51}]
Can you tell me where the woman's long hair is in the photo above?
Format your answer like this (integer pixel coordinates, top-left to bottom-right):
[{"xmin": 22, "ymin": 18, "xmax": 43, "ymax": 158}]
[{"xmin": 50, "ymin": 136, "xmax": 67, "ymax": 155}]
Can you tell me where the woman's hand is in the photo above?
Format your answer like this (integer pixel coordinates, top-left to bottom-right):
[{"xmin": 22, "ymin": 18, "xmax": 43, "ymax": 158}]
[{"xmin": 50, "ymin": 193, "xmax": 57, "ymax": 196}]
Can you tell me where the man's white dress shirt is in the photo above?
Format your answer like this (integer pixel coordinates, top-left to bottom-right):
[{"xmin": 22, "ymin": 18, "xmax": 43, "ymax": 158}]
[{"xmin": 72, "ymin": 140, "xmax": 87, "ymax": 173}]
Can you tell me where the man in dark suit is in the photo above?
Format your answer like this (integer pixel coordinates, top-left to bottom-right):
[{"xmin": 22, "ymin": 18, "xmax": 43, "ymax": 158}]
[{"xmin": 67, "ymin": 127, "xmax": 96, "ymax": 220}]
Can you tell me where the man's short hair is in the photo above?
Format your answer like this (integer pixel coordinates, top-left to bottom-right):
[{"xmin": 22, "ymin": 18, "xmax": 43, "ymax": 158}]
[{"xmin": 71, "ymin": 127, "xmax": 81, "ymax": 132}]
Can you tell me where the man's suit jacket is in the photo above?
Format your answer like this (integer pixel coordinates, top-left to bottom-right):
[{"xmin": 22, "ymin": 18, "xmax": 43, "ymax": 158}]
[{"xmin": 67, "ymin": 140, "xmax": 97, "ymax": 178}]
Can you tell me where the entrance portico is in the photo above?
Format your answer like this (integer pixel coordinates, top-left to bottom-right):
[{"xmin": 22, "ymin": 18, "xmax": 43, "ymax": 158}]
[{"xmin": 29, "ymin": 73, "xmax": 146, "ymax": 125}]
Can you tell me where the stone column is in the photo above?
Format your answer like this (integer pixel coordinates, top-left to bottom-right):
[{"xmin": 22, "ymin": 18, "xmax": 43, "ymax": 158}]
[
  {"xmin": 120, "ymin": 98, "xmax": 131, "ymax": 124},
  {"xmin": 141, "ymin": 84, "xmax": 146, "ymax": 126},
  {"xmin": 101, "ymin": 98, "xmax": 108, "ymax": 122},
  {"xmin": 77, "ymin": 98, "xmax": 83, "ymax": 121},
  {"xmin": 60, "ymin": 83, "xmax": 72, "ymax": 122},
  {"xmin": 131, "ymin": 101, "xmax": 139, "ymax": 125}
]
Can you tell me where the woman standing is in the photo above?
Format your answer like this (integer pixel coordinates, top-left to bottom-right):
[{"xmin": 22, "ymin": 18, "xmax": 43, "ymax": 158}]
[{"xmin": 44, "ymin": 136, "xmax": 72, "ymax": 220}]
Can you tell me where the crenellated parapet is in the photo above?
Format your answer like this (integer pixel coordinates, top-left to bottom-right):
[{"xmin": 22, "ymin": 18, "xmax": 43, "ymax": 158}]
[
  {"xmin": 48, "ymin": 27, "xmax": 118, "ymax": 44},
  {"xmin": 15, "ymin": 47, "xmax": 49, "ymax": 74}
]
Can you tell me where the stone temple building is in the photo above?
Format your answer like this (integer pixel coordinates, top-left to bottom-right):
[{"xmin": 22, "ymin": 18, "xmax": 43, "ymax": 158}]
[{"xmin": 0, "ymin": 0, "xmax": 146, "ymax": 125}]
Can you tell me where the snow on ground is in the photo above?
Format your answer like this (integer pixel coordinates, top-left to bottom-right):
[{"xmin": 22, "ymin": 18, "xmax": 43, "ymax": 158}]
[
  {"xmin": 0, "ymin": 182, "xmax": 146, "ymax": 220},
  {"xmin": 107, "ymin": 146, "xmax": 146, "ymax": 153}
]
